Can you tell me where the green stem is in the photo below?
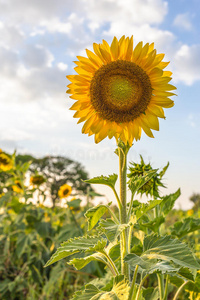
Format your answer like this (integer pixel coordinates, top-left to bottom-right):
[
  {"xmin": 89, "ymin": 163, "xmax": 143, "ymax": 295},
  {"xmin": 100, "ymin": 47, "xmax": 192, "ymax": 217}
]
[
  {"xmin": 157, "ymin": 274, "xmax": 164, "ymax": 300},
  {"xmin": 101, "ymin": 250, "xmax": 119, "ymax": 276},
  {"xmin": 128, "ymin": 225, "xmax": 133, "ymax": 253},
  {"xmin": 129, "ymin": 265, "xmax": 139, "ymax": 300},
  {"xmin": 163, "ymin": 275, "xmax": 169, "ymax": 300},
  {"xmin": 127, "ymin": 192, "xmax": 134, "ymax": 220},
  {"xmin": 135, "ymin": 274, "xmax": 148, "ymax": 300},
  {"xmin": 112, "ymin": 186, "xmax": 122, "ymax": 212},
  {"xmin": 108, "ymin": 206, "xmax": 120, "ymax": 224},
  {"xmin": 119, "ymin": 145, "xmax": 128, "ymax": 277},
  {"xmin": 173, "ymin": 281, "xmax": 188, "ymax": 300}
]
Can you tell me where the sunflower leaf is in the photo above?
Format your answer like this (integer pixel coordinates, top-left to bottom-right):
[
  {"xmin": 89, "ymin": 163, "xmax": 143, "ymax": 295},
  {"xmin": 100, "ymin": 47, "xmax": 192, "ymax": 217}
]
[
  {"xmin": 134, "ymin": 199, "xmax": 162, "ymax": 220},
  {"xmin": 69, "ymin": 253, "xmax": 108, "ymax": 270},
  {"xmin": 44, "ymin": 235, "xmax": 107, "ymax": 267},
  {"xmin": 84, "ymin": 174, "xmax": 118, "ymax": 189},
  {"xmin": 98, "ymin": 219, "xmax": 130, "ymax": 242},
  {"xmin": 85, "ymin": 203, "xmax": 112, "ymax": 231},
  {"xmin": 72, "ymin": 275, "xmax": 130, "ymax": 300},
  {"xmin": 170, "ymin": 217, "xmax": 200, "ymax": 238},
  {"xmin": 125, "ymin": 234, "xmax": 200, "ymax": 274},
  {"xmin": 159, "ymin": 189, "xmax": 181, "ymax": 215}
]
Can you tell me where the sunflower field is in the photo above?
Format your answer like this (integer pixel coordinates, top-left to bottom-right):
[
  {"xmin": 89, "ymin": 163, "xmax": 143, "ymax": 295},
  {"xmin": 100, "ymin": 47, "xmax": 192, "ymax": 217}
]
[{"xmin": 0, "ymin": 149, "xmax": 200, "ymax": 300}]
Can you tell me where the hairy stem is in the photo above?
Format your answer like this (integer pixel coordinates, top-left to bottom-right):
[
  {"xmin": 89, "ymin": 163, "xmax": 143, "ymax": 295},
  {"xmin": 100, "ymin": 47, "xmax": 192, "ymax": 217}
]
[
  {"xmin": 119, "ymin": 145, "xmax": 128, "ymax": 277},
  {"xmin": 173, "ymin": 281, "xmax": 188, "ymax": 300},
  {"xmin": 129, "ymin": 265, "xmax": 139, "ymax": 300},
  {"xmin": 157, "ymin": 274, "xmax": 165, "ymax": 300},
  {"xmin": 101, "ymin": 250, "xmax": 119, "ymax": 276},
  {"xmin": 135, "ymin": 274, "xmax": 149, "ymax": 300},
  {"xmin": 163, "ymin": 275, "xmax": 169, "ymax": 300}
]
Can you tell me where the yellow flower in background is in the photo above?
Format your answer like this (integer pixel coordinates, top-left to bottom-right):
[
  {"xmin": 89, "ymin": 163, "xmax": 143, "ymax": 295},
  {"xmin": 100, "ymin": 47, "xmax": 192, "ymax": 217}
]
[
  {"xmin": 187, "ymin": 209, "xmax": 194, "ymax": 217},
  {"xmin": 12, "ymin": 180, "xmax": 23, "ymax": 193},
  {"xmin": 58, "ymin": 184, "xmax": 72, "ymax": 199},
  {"xmin": 30, "ymin": 175, "xmax": 45, "ymax": 186},
  {"xmin": 0, "ymin": 150, "xmax": 13, "ymax": 171},
  {"xmin": 67, "ymin": 36, "xmax": 176, "ymax": 145}
]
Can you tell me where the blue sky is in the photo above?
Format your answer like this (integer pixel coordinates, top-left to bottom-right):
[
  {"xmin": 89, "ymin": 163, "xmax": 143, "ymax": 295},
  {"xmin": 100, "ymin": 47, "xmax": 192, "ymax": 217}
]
[{"xmin": 0, "ymin": 0, "xmax": 200, "ymax": 208}]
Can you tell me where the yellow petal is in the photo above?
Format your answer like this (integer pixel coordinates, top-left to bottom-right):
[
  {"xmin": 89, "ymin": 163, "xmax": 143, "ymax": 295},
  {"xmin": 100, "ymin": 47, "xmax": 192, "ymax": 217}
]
[
  {"xmin": 85, "ymin": 49, "xmax": 103, "ymax": 67},
  {"xmin": 110, "ymin": 36, "xmax": 119, "ymax": 60},
  {"xmin": 125, "ymin": 35, "xmax": 133, "ymax": 60},
  {"xmin": 140, "ymin": 112, "xmax": 159, "ymax": 131},
  {"xmin": 147, "ymin": 105, "xmax": 165, "ymax": 119}
]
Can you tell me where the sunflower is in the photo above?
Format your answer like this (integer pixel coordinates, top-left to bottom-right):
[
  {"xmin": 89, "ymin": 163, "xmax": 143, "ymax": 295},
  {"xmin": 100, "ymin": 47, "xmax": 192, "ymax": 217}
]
[
  {"xmin": 12, "ymin": 180, "xmax": 23, "ymax": 193},
  {"xmin": 67, "ymin": 36, "xmax": 176, "ymax": 144},
  {"xmin": 30, "ymin": 175, "xmax": 45, "ymax": 186},
  {"xmin": 0, "ymin": 150, "xmax": 13, "ymax": 171},
  {"xmin": 58, "ymin": 184, "xmax": 72, "ymax": 199}
]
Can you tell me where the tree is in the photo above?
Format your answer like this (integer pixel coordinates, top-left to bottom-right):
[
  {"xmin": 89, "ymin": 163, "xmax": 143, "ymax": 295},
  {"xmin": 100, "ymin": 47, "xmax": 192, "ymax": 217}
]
[{"xmin": 16, "ymin": 154, "xmax": 93, "ymax": 207}]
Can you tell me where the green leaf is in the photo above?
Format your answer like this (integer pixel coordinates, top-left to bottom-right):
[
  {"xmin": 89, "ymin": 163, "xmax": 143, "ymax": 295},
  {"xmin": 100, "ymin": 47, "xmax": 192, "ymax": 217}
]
[
  {"xmin": 143, "ymin": 287, "xmax": 159, "ymax": 300},
  {"xmin": 69, "ymin": 253, "xmax": 107, "ymax": 270},
  {"xmin": 98, "ymin": 219, "xmax": 130, "ymax": 243},
  {"xmin": 67, "ymin": 198, "xmax": 82, "ymax": 209},
  {"xmin": 159, "ymin": 189, "xmax": 181, "ymax": 215},
  {"xmin": 135, "ymin": 199, "xmax": 162, "ymax": 220},
  {"xmin": 143, "ymin": 235, "xmax": 200, "ymax": 269},
  {"xmin": 44, "ymin": 235, "xmax": 107, "ymax": 267},
  {"xmin": 72, "ymin": 275, "xmax": 130, "ymax": 300},
  {"xmin": 84, "ymin": 174, "xmax": 118, "ymax": 189},
  {"xmin": 125, "ymin": 234, "xmax": 200, "ymax": 274},
  {"xmin": 125, "ymin": 253, "xmax": 179, "ymax": 274},
  {"xmin": 16, "ymin": 234, "xmax": 30, "ymax": 258},
  {"xmin": 85, "ymin": 203, "xmax": 111, "ymax": 231},
  {"xmin": 159, "ymin": 162, "xmax": 169, "ymax": 178},
  {"xmin": 136, "ymin": 216, "xmax": 165, "ymax": 233},
  {"xmin": 128, "ymin": 169, "xmax": 158, "ymax": 196},
  {"xmin": 170, "ymin": 217, "xmax": 200, "ymax": 238}
]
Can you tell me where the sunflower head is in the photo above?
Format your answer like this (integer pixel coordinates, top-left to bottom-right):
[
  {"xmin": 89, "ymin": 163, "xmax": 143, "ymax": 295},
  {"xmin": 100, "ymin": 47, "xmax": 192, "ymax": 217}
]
[
  {"xmin": 30, "ymin": 174, "xmax": 46, "ymax": 186},
  {"xmin": 67, "ymin": 36, "xmax": 176, "ymax": 145},
  {"xmin": 127, "ymin": 155, "xmax": 168, "ymax": 198},
  {"xmin": 12, "ymin": 180, "xmax": 23, "ymax": 194},
  {"xmin": 58, "ymin": 184, "xmax": 72, "ymax": 199},
  {"xmin": 0, "ymin": 150, "xmax": 13, "ymax": 171}
]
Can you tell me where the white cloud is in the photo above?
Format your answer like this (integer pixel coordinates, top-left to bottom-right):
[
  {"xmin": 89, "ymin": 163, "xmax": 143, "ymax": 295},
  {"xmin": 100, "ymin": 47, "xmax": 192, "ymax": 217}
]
[
  {"xmin": 173, "ymin": 44, "xmax": 200, "ymax": 85},
  {"xmin": 173, "ymin": 13, "xmax": 193, "ymax": 31},
  {"xmin": 82, "ymin": 0, "xmax": 168, "ymax": 25},
  {"xmin": 57, "ymin": 62, "xmax": 68, "ymax": 71}
]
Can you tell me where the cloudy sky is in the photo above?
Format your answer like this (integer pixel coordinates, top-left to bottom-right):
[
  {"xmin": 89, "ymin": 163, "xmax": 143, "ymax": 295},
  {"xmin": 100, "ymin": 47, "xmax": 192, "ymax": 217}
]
[{"xmin": 1, "ymin": 0, "xmax": 200, "ymax": 208}]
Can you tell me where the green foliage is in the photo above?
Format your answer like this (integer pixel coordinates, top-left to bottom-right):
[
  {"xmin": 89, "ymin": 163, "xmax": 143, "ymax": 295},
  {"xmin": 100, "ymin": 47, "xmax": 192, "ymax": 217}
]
[
  {"xmin": 44, "ymin": 235, "xmax": 107, "ymax": 267},
  {"xmin": 98, "ymin": 219, "xmax": 129, "ymax": 243},
  {"xmin": 170, "ymin": 217, "xmax": 200, "ymax": 238},
  {"xmin": 127, "ymin": 155, "xmax": 169, "ymax": 197},
  {"xmin": 125, "ymin": 234, "xmax": 200, "ymax": 275},
  {"xmin": 72, "ymin": 275, "xmax": 130, "ymax": 300},
  {"xmin": 85, "ymin": 203, "xmax": 111, "ymax": 230},
  {"xmin": 84, "ymin": 174, "xmax": 118, "ymax": 189}
]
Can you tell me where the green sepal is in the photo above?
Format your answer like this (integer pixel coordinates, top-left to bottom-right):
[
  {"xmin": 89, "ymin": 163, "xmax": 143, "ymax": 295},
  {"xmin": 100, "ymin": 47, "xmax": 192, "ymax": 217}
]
[
  {"xmin": 128, "ymin": 169, "xmax": 158, "ymax": 196},
  {"xmin": 85, "ymin": 203, "xmax": 112, "ymax": 231},
  {"xmin": 84, "ymin": 174, "xmax": 118, "ymax": 189},
  {"xmin": 44, "ymin": 235, "xmax": 107, "ymax": 267}
]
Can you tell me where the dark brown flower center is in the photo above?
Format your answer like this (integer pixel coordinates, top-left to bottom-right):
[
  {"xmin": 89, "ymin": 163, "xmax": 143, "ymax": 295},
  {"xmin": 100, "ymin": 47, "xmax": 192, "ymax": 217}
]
[{"xmin": 90, "ymin": 60, "xmax": 152, "ymax": 123}]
